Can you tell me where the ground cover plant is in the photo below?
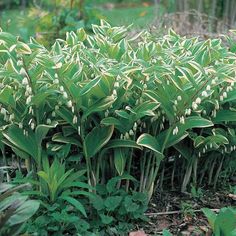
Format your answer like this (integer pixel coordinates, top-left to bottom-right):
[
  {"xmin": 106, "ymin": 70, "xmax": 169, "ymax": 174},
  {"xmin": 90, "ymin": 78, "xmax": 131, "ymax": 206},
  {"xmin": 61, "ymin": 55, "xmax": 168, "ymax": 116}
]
[{"xmin": 0, "ymin": 21, "xmax": 236, "ymax": 235}]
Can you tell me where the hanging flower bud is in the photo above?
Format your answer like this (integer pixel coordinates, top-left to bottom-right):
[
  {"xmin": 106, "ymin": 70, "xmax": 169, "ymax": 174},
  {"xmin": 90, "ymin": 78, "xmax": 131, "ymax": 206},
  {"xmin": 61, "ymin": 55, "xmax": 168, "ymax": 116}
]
[
  {"xmin": 160, "ymin": 123, "xmax": 164, "ymax": 130},
  {"xmin": 9, "ymin": 114, "xmax": 14, "ymax": 122},
  {"xmin": 129, "ymin": 129, "xmax": 134, "ymax": 136},
  {"xmin": 22, "ymin": 77, "xmax": 28, "ymax": 85},
  {"xmin": 180, "ymin": 116, "xmax": 185, "ymax": 124},
  {"xmin": 30, "ymin": 122, "xmax": 35, "ymax": 130},
  {"xmin": 26, "ymin": 96, "xmax": 32, "ymax": 105},
  {"xmin": 133, "ymin": 122, "xmax": 137, "ymax": 131},
  {"xmin": 125, "ymin": 132, "xmax": 129, "ymax": 139},
  {"xmin": 114, "ymin": 82, "xmax": 119, "ymax": 88},
  {"xmin": 17, "ymin": 60, "xmax": 23, "ymax": 66},
  {"xmin": 195, "ymin": 97, "xmax": 201, "ymax": 104},
  {"xmin": 177, "ymin": 95, "xmax": 182, "ymax": 101},
  {"xmin": 0, "ymin": 107, "xmax": 6, "ymax": 115},
  {"xmin": 19, "ymin": 122, "xmax": 23, "ymax": 129},
  {"xmin": 72, "ymin": 115, "xmax": 77, "ymax": 124},
  {"xmin": 55, "ymin": 73, "xmax": 58, "ymax": 79},
  {"xmin": 67, "ymin": 100, "xmax": 73, "ymax": 108},
  {"xmin": 173, "ymin": 126, "xmax": 178, "ymax": 135},
  {"xmin": 112, "ymin": 89, "xmax": 117, "ymax": 96},
  {"xmin": 54, "ymin": 79, "xmax": 59, "ymax": 84},
  {"xmin": 63, "ymin": 92, "xmax": 68, "ymax": 99},
  {"xmin": 46, "ymin": 118, "xmax": 52, "ymax": 125},
  {"xmin": 29, "ymin": 106, "xmax": 34, "ymax": 114},
  {"xmin": 105, "ymin": 110, "xmax": 109, "ymax": 117},
  {"xmin": 206, "ymin": 85, "xmax": 211, "ymax": 91},
  {"xmin": 211, "ymin": 79, "xmax": 216, "ymax": 85},
  {"xmin": 223, "ymin": 92, "xmax": 227, "ymax": 98},
  {"xmin": 60, "ymin": 86, "xmax": 64, "ymax": 92},
  {"xmin": 192, "ymin": 102, "xmax": 198, "ymax": 110},
  {"xmin": 20, "ymin": 67, "xmax": 26, "ymax": 75},
  {"xmin": 201, "ymin": 91, "xmax": 208, "ymax": 97},
  {"xmin": 26, "ymin": 85, "xmax": 32, "ymax": 94},
  {"xmin": 220, "ymin": 95, "xmax": 224, "ymax": 101}
]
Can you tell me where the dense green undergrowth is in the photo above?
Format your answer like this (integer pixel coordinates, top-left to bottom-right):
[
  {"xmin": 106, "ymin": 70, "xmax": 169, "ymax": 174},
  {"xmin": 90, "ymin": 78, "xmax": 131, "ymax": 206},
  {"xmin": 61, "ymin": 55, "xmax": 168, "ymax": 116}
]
[{"xmin": 0, "ymin": 21, "xmax": 236, "ymax": 235}]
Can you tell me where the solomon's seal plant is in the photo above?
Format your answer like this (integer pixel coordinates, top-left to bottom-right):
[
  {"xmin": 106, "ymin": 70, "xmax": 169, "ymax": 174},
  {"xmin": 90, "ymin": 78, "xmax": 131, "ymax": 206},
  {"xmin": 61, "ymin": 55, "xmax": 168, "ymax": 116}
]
[{"xmin": 0, "ymin": 21, "xmax": 236, "ymax": 234}]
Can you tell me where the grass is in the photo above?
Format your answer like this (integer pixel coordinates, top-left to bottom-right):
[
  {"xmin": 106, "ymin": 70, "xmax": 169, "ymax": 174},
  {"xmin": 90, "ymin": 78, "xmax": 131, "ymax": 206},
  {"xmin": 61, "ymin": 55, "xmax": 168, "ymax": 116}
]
[
  {"xmin": 0, "ymin": 9, "xmax": 35, "ymax": 41},
  {"xmin": 0, "ymin": 2, "xmax": 163, "ymax": 40},
  {"xmin": 100, "ymin": 5, "xmax": 160, "ymax": 28}
]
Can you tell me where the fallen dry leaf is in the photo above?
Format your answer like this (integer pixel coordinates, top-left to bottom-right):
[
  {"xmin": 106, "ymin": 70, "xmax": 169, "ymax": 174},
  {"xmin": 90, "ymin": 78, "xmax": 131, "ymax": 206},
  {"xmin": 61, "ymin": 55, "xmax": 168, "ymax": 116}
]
[
  {"xmin": 129, "ymin": 230, "xmax": 148, "ymax": 236},
  {"xmin": 228, "ymin": 194, "xmax": 236, "ymax": 200}
]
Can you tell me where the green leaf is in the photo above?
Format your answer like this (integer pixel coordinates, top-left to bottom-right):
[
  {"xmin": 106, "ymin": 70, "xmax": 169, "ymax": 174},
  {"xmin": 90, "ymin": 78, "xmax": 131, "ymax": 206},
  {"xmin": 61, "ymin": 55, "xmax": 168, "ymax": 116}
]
[
  {"xmin": 106, "ymin": 175, "xmax": 136, "ymax": 193},
  {"xmin": 84, "ymin": 125, "xmax": 114, "ymax": 158},
  {"xmin": 162, "ymin": 229, "xmax": 173, "ymax": 236},
  {"xmin": 0, "ymin": 85, "xmax": 15, "ymax": 108},
  {"xmin": 213, "ymin": 110, "xmax": 236, "ymax": 123},
  {"xmin": 90, "ymin": 195, "xmax": 104, "ymax": 211},
  {"xmin": 80, "ymin": 77, "xmax": 101, "ymax": 96},
  {"xmin": 99, "ymin": 214, "xmax": 114, "ymax": 225},
  {"xmin": 124, "ymin": 196, "xmax": 139, "ymax": 212},
  {"xmin": 60, "ymin": 196, "xmax": 87, "ymax": 217},
  {"xmin": 101, "ymin": 117, "xmax": 126, "ymax": 132},
  {"xmin": 137, "ymin": 133, "xmax": 162, "ymax": 156},
  {"xmin": 214, "ymin": 208, "xmax": 236, "ymax": 235},
  {"xmin": 104, "ymin": 139, "xmax": 142, "ymax": 150},
  {"xmin": 8, "ymin": 200, "xmax": 40, "ymax": 226},
  {"xmin": 114, "ymin": 148, "xmax": 126, "ymax": 176},
  {"xmin": 3, "ymin": 125, "xmax": 38, "ymax": 160},
  {"xmin": 157, "ymin": 116, "xmax": 213, "ymax": 149},
  {"xmin": 82, "ymin": 96, "xmax": 115, "ymax": 119},
  {"xmin": 202, "ymin": 208, "xmax": 216, "ymax": 230},
  {"xmin": 35, "ymin": 122, "xmax": 58, "ymax": 145},
  {"xmin": 104, "ymin": 196, "xmax": 122, "ymax": 211}
]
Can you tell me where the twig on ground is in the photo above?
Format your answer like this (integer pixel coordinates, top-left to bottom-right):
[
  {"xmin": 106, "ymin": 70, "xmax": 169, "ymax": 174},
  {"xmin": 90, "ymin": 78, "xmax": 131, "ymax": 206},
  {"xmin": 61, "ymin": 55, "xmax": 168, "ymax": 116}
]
[{"xmin": 145, "ymin": 208, "xmax": 220, "ymax": 217}]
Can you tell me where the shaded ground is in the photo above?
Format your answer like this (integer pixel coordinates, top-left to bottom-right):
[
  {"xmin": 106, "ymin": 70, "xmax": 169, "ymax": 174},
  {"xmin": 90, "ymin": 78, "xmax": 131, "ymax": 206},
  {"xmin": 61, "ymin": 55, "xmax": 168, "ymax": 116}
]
[{"xmin": 139, "ymin": 190, "xmax": 235, "ymax": 235}]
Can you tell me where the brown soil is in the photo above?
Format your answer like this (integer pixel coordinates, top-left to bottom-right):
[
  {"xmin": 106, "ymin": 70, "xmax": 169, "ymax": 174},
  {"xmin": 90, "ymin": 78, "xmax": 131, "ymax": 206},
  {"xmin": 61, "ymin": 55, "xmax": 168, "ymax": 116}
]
[{"xmin": 138, "ymin": 190, "xmax": 235, "ymax": 235}]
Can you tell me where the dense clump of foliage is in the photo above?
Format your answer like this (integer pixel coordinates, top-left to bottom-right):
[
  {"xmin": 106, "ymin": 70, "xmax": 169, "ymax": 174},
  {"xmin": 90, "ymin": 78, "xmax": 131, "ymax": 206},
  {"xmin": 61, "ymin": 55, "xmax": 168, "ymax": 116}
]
[{"xmin": 0, "ymin": 21, "xmax": 236, "ymax": 234}]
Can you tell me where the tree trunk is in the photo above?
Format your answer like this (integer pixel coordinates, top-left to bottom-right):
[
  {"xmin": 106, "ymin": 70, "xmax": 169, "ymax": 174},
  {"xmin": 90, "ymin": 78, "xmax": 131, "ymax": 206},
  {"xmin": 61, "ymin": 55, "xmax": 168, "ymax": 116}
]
[
  {"xmin": 197, "ymin": 0, "xmax": 203, "ymax": 13},
  {"xmin": 21, "ymin": 0, "xmax": 26, "ymax": 10},
  {"xmin": 209, "ymin": 0, "xmax": 217, "ymax": 32}
]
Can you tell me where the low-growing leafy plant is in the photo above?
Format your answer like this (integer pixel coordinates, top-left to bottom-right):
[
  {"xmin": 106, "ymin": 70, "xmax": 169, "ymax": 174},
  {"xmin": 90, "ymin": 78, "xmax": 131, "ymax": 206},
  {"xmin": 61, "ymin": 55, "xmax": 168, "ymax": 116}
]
[
  {"xmin": 0, "ymin": 183, "xmax": 39, "ymax": 235},
  {"xmin": 90, "ymin": 176, "xmax": 148, "ymax": 234},
  {"xmin": 202, "ymin": 207, "xmax": 236, "ymax": 236}
]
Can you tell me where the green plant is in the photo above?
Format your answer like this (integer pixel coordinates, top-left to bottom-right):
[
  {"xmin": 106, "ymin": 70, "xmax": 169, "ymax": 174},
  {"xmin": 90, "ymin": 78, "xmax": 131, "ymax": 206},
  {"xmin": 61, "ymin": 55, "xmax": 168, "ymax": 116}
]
[
  {"xmin": 0, "ymin": 21, "xmax": 236, "ymax": 234},
  {"xmin": 25, "ymin": 0, "xmax": 100, "ymax": 46},
  {"xmin": 90, "ymin": 176, "xmax": 149, "ymax": 234},
  {"xmin": 0, "ymin": 183, "xmax": 39, "ymax": 236},
  {"xmin": 181, "ymin": 202, "xmax": 196, "ymax": 220},
  {"xmin": 13, "ymin": 159, "xmax": 95, "ymax": 235},
  {"xmin": 162, "ymin": 229, "xmax": 173, "ymax": 236},
  {"xmin": 190, "ymin": 184, "xmax": 204, "ymax": 199},
  {"xmin": 202, "ymin": 207, "xmax": 236, "ymax": 236}
]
